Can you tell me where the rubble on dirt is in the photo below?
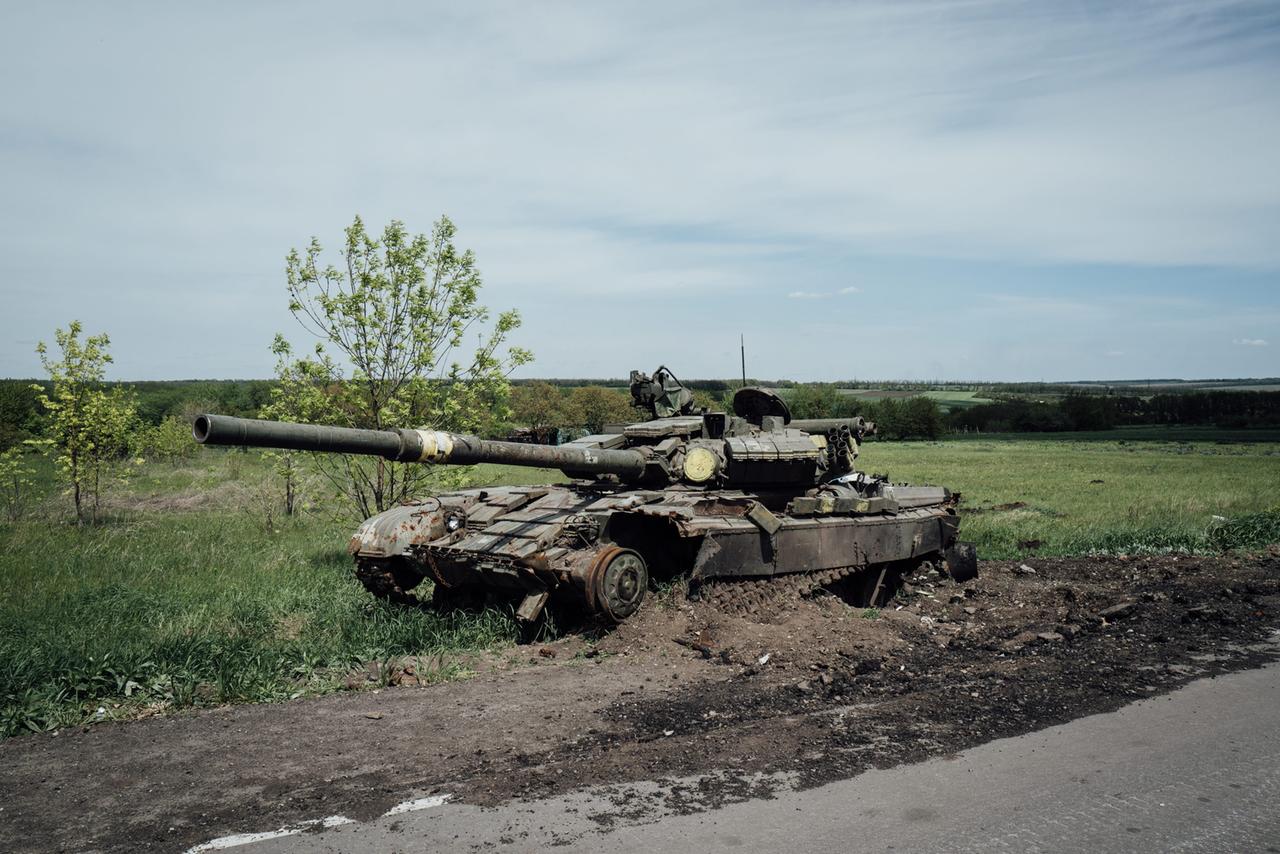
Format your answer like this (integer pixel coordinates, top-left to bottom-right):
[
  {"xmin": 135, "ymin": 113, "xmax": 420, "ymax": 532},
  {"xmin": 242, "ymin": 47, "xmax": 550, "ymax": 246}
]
[{"xmin": 578, "ymin": 551, "xmax": 1280, "ymax": 794}]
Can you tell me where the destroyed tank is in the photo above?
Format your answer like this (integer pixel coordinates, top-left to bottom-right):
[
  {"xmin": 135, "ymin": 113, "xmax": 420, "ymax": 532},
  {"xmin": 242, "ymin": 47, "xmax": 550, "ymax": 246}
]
[{"xmin": 193, "ymin": 367, "xmax": 976, "ymax": 624}]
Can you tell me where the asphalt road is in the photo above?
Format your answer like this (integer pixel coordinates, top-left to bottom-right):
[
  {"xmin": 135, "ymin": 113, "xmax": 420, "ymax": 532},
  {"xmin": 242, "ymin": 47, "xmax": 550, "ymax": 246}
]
[{"xmin": 196, "ymin": 661, "xmax": 1280, "ymax": 854}]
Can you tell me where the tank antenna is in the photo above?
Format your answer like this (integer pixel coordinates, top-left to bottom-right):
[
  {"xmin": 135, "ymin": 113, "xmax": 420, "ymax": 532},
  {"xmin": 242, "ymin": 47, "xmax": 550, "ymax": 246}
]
[{"xmin": 740, "ymin": 334, "xmax": 747, "ymax": 387}]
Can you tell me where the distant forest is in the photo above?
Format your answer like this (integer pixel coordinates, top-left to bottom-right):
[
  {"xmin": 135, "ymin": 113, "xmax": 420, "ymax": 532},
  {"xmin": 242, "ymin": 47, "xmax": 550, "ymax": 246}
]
[
  {"xmin": 2, "ymin": 377, "xmax": 1279, "ymax": 450},
  {"xmin": 948, "ymin": 391, "xmax": 1280, "ymax": 433}
]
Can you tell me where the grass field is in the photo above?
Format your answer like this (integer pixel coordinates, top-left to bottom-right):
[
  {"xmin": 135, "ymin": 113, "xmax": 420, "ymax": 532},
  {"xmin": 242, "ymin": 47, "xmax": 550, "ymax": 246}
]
[
  {"xmin": 946, "ymin": 425, "xmax": 1280, "ymax": 443},
  {"xmin": 2, "ymin": 437, "xmax": 1278, "ymax": 738},
  {"xmin": 838, "ymin": 388, "xmax": 994, "ymax": 411},
  {"xmin": 859, "ymin": 439, "xmax": 1280, "ymax": 558}
]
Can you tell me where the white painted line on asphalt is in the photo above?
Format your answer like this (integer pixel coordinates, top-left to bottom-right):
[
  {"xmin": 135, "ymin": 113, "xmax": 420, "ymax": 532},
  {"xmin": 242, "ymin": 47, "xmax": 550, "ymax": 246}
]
[
  {"xmin": 383, "ymin": 794, "xmax": 452, "ymax": 816},
  {"xmin": 318, "ymin": 816, "xmax": 357, "ymax": 829},
  {"xmin": 186, "ymin": 829, "xmax": 300, "ymax": 852},
  {"xmin": 183, "ymin": 795, "xmax": 449, "ymax": 851},
  {"xmin": 185, "ymin": 816, "xmax": 355, "ymax": 852}
]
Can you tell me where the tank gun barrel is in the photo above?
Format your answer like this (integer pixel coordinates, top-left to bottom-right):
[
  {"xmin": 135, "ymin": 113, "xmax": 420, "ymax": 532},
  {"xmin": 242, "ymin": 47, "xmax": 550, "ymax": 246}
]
[{"xmin": 193, "ymin": 414, "xmax": 647, "ymax": 478}]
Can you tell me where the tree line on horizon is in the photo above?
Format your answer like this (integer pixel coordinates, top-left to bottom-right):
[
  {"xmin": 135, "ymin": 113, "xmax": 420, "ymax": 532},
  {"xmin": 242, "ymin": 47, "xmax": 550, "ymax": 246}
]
[{"xmin": 5, "ymin": 377, "xmax": 1280, "ymax": 456}]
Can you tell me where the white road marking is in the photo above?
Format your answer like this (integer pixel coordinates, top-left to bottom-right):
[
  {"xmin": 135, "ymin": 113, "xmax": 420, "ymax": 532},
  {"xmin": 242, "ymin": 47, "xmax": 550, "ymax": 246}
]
[
  {"xmin": 185, "ymin": 816, "xmax": 354, "ymax": 852},
  {"xmin": 184, "ymin": 794, "xmax": 452, "ymax": 851},
  {"xmin": 318, "ymin": 816, "xmax": 357, "ymax": 829},
  {"xmin": 383, "ymin": 794, "xmax": 452, "ymax": 816}
]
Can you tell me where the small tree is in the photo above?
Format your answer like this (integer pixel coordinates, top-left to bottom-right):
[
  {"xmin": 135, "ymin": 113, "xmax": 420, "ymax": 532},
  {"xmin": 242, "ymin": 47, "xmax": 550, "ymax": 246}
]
[
  {"xmin": 867, "ymin": 398, "xmax": 901, "ymax": 439},
  {"xmin": 35, "ymin": 322, "xmax": 139, "ymax": 523},
  {"xmin": 900, "ymin": 396, "xmax": 943, "ymax": 440},
  {"xmin": 257, "ymin": 335, "xmax": 325, "ymax": 518},
  {"xmin": 510, "ymin": 382, "xmax": 576, "ymax": 433},
  {"xmin": 237, "ymin": 463, "xmax": 306, "ymax": 534},
  {"xmin": 277, "ymin": 215, "xmax": 531, "ymax": 517},
  {"xmin": 568, "ymin": 386, "xmax": 634, "ymax": 433},
  {"xmin": 787, "ymin": 384, "xmax": 841, "ymax": 420},
  {"xmin": 138, "ymin": 416, "xmax": 199, "ymax": 464},
  {"xmin": 0, "ymin": 445, "xmax": 38, "ymax": 522}
]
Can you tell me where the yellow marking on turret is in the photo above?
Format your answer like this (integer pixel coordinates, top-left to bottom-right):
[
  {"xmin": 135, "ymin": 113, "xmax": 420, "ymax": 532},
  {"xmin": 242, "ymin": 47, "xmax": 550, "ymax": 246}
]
[{"xmin": 682, "ymin": 446, "xmax": 719, "ymax": 483}]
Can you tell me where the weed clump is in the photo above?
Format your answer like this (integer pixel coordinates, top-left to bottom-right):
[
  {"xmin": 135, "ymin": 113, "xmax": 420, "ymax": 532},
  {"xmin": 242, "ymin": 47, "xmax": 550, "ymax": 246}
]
[{"xmin": 1209, "ymin": 507, "xmax": 1280, "ymax": 552}]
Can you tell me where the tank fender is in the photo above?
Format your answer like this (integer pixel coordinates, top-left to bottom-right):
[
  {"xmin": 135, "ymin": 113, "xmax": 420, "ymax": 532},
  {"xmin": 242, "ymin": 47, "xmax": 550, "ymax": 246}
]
[{"xmin": 348, "ymin": 498, "xmax": 469, "ymax": 558}]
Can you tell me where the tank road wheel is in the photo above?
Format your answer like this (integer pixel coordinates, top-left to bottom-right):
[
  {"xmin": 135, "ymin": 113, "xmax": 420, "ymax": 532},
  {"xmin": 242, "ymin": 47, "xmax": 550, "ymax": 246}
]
[
  {"xmin": 589, "ymin": 547, "xmax": 649, "ymax": 622},
  {"xmin": 355, "ymin": 558, "xmax": 425, "ymax": 606}
]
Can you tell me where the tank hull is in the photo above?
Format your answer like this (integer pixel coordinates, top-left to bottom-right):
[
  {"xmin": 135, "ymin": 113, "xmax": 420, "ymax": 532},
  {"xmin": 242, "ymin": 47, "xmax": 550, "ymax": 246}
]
[{"xmin": 349, "ymin": 481, "xmax": 971, "ymax": 622}]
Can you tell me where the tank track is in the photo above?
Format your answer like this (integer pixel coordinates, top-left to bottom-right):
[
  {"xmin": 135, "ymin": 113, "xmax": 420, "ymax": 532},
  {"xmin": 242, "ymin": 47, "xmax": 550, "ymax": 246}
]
[
  {"xmin": 354, "ymin": 558, "xmax": 424, "ymax": 607},
  {"xmin": 357, "ymin": 555, "xmax": 940, "ymax": 620},
  {"xmin": 695, "ymin": 565, "xmax": 862, "ymax": 618}
]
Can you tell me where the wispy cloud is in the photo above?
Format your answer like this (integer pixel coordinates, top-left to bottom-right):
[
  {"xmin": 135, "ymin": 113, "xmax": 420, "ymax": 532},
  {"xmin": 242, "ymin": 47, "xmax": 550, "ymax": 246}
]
[
  {"xmin": 788, "ymin": 286, "xmax": 860, "ymax": 299},
  {"xmin": 1234, "ymin": 338, "xmax": 1269, "ymax": 347}
]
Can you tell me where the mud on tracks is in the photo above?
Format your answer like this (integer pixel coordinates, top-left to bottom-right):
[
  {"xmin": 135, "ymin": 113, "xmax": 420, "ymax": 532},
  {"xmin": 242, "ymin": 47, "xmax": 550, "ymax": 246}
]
[{"xmin": 1, "ymin": 551, "xmax": 1278, "ymax": 853}]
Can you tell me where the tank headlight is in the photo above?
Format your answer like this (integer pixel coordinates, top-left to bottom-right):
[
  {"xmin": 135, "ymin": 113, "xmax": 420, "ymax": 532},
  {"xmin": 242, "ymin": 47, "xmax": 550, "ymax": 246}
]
[{"xmin": 445, "ymin": 511, "xmax": 466, "ymax": 532}]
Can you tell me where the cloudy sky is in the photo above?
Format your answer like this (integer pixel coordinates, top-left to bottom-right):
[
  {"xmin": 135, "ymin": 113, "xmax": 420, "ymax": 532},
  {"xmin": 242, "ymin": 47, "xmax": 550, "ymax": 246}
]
[{"xmin": 2, "ymin": 1, "xmax": 1277, "ymax": 382}]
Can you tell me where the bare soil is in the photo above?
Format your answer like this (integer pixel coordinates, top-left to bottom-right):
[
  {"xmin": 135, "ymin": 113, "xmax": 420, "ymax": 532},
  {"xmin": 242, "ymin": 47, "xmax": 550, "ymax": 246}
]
[{"xmin": 2, "ymin": 551, "xmax": 1278, "ymax": 853}]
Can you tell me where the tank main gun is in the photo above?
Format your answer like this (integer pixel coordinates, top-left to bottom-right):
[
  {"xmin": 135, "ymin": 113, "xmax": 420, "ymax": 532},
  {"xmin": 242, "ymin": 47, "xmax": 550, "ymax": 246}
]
[{"xmin": 192, "ymin": 414, "xmax": 648, "ymax": 479}]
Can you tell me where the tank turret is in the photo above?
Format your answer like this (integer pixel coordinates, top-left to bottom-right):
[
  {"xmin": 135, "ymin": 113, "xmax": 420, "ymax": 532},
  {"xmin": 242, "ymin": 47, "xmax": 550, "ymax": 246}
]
[{"xmin": 194, "ymin": 382, "xmax": 872, "ymax": 490}]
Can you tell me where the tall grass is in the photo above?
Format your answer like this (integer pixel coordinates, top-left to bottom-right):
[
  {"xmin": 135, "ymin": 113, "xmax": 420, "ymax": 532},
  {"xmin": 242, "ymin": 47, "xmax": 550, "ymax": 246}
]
[
  {"xmin": 0, "ymin": 453, "xmax": 538, "ymax": 737},
  {"xmin": 1209, "ymin": 507, "xmax": 1280, "ymax": 552}
]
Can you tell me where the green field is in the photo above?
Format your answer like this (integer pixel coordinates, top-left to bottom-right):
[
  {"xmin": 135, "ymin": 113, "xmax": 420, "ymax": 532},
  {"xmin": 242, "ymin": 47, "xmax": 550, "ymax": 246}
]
[
  {"xmin": 944, "ymin": 425, "xmax": 1280, "ymax": 443},
  {"xmin": 919, "ymin": 390, "xmax": 994, "ymax": 410},
  {"xmin": 838, "ymin": 388, "xmax": 994, "ymax": 411},
  {"xmin": 2, "ymin": 437, "xmax": 1278, "ymax": 738},
  {"xmin": 859, "ymin": 439, "xmax": 1280, "ymax": 557}
]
